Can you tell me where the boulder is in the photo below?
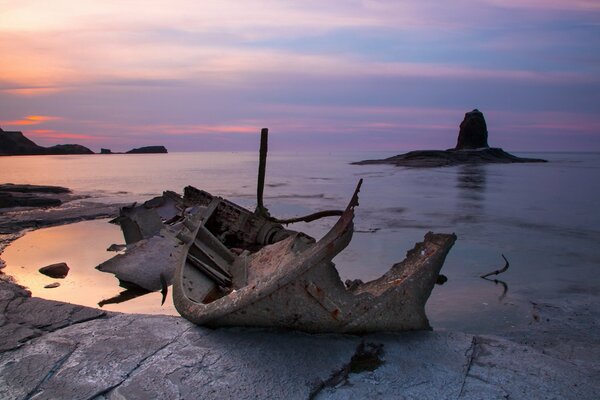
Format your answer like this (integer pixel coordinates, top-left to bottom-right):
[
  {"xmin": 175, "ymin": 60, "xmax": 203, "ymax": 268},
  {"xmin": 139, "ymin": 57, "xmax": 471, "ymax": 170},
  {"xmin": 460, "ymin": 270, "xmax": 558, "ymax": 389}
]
[
  {"xmin": 39, "ymin": 262, "xmax": 70, "ymax": 279},
  {"xmin": 455, "ymin": 109, "xmax": 489, "ymax": 150},
  {"xmin": 44, "ymin": 282, "xmax": 61, "ymax": 289}
]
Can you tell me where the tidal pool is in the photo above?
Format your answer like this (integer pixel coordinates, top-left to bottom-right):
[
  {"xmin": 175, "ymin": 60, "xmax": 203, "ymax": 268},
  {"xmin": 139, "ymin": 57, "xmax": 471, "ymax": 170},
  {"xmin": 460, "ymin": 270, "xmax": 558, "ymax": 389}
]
[{"xmin": 1, "ymin": 219, "xmax": 178, "ymax": 315}]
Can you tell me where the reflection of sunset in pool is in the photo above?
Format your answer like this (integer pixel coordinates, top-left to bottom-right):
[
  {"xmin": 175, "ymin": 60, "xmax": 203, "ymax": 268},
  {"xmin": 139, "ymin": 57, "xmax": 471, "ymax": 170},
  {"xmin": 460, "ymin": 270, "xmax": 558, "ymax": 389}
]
[{"xmin": 1, "ymin": 219, "xmax": 178, "ymax": 315}]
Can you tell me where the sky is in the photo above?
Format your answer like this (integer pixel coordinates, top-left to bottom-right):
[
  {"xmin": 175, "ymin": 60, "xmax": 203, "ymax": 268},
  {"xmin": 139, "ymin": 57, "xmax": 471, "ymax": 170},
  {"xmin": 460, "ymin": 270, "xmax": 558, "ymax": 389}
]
[{"xmin": 1, "ymin": 0, "xmax": 599, "ymax": 152}]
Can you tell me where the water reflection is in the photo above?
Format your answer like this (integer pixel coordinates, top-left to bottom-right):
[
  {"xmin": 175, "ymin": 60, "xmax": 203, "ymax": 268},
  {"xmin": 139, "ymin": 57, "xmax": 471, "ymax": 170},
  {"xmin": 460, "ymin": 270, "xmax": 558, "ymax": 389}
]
[
  {"xmin": 480, "ymin": 254, "xmax": 510, "ymax": 301},
  {"xmin": 98, "ymin": 282, "xmax": 151, "ymax": 307},
  {"xmin": 1, "ymin": 219, "xmax": 178, "ymax": 315},
  {"xmin": 457, "ymin": 164, "xmax": 487, "ymax": 202},
  {"xmin": 454, "ymin": 164, "xmax": 487, "ymax": 223},
  {"xmin": 481, "ymin": 277, "xmax": 509, "ymax": 301}
]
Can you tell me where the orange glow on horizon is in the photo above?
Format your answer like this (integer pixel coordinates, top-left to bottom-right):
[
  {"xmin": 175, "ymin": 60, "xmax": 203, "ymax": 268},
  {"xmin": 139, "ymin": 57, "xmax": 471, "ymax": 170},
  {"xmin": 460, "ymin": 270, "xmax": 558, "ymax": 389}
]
[
  {"xmin": 1, "ymin": 115, "xmax": 61, "ymax": 126},
  {"xmin": 28, "ymin": 129, "xmax": 98, "ymax": 141}
]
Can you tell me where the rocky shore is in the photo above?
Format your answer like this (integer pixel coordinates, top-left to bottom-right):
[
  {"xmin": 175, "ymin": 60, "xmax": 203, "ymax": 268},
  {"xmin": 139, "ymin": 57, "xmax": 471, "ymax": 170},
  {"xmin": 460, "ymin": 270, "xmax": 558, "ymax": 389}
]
[{"xmin": 0, "ymin": 186, "xmax": 598, "ymax": 399}]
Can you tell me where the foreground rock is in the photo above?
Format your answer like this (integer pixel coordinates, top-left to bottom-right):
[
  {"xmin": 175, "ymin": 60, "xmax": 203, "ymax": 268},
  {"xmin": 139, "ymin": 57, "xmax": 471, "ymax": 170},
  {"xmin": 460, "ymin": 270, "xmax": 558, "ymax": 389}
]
[
  {"xmin": 0, "ymin": 279, "xmax": 597, "ymax": 399},
  {"xmin": 39, "ymin": 262, "xmax": 70, "ymax": 279},
  {"xmin": 354, "ymin": 109, "xmax": 547, "ymax": 167}
]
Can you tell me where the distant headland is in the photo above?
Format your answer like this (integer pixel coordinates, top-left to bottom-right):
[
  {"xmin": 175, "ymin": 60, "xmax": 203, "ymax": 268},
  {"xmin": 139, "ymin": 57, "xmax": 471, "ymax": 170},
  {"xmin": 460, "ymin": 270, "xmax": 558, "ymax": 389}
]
[
  {"xmin": 0, "ymin": 127, "xmax": 167, "ymax": 156},
  {"xmin": 353, "ymin": 109, "xmax": 547, "ymax": 167}
]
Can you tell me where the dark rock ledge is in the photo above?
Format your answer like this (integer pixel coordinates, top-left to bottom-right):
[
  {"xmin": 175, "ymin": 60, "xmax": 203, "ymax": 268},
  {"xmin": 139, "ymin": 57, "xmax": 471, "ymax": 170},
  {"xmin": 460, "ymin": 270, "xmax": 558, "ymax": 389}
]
[
  {"xmin": 354, "ymin": 109, "xmax": 547, "ymax": 167},
  {"xmin": 0, "ymin": 184, "xmax": 71, "ymax": 209},
  {"xmin": 354, "ymin": 147, "xmax": 547, "ymax": 168}
]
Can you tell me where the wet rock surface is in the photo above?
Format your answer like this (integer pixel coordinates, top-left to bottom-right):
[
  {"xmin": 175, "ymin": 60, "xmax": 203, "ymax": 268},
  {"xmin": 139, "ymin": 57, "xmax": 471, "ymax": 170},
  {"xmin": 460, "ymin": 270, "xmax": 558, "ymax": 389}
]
[
  {"xmin": 0, "ymin": 199, "xmax": 122, "ymax": 236},
  {"xmin": 0, "ymin": 279, "xmax": 597, "ymax": 399}
]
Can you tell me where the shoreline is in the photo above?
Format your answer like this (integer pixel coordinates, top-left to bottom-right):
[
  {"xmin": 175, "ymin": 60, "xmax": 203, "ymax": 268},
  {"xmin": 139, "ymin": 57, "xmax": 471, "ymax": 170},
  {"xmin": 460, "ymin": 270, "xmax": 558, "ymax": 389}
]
[{"xmin": 0, "ymin": 191, "xmax": 598, "ymax": 398}]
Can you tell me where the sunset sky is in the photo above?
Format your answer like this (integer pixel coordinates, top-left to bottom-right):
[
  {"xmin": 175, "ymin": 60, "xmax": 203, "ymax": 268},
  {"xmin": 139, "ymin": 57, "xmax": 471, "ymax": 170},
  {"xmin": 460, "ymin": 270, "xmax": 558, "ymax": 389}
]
[{"xmin": 1, "ymin": 1, "xmax": 599, "ymax": 152}]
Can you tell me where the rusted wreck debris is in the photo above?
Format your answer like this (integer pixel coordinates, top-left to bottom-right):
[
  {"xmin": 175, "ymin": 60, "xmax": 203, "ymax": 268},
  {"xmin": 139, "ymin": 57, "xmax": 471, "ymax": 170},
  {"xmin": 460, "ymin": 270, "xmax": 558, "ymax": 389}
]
[{"xmin": 101, "ymin": 129, "xmax": 456, "ymax": 333}]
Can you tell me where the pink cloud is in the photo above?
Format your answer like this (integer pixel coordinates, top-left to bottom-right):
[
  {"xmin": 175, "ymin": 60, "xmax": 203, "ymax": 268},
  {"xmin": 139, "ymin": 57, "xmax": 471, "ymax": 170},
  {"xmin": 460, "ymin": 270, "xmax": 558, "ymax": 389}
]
[
  {"xmin": 484, "ymin": 0, "xmax": 600, "ymax": 12},
  {"xmin": 130, "ymin": 124, "xmax": 261, "ymax": 136}
]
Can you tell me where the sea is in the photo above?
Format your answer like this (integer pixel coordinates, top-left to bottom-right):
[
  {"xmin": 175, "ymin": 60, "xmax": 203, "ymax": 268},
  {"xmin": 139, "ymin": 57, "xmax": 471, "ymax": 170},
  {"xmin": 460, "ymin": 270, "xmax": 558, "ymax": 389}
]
[{"xmin": 1, "ymin": 151, "xmax": 599, "ymax": 335}]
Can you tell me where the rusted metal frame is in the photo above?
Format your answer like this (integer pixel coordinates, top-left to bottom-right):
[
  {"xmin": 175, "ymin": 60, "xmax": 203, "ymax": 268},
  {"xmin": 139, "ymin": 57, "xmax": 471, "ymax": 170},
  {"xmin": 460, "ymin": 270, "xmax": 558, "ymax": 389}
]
[
  {"xmin": 187, "ymin": 253, "xmax": 232, "ymax": 287},
  {"xmin": 256, "ymin": 128, "xmax": 269, "ymax": 216},
  {"xmin": 305, "ymin": 281, "xmax": 343, "ymax": 320},
  {"xmin": 254, "ymin": 128, "xmax": 351, "ymax": 224},
  {"xmin": 173, "ymin": 180, "xmax": 360, "ymax": 324}
]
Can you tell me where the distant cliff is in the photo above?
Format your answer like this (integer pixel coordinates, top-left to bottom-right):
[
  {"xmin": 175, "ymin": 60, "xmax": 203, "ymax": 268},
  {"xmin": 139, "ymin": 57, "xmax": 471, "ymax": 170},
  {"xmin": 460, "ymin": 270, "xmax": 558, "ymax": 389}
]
[
  {"xmin": 0, "ymin": 128, "xmax": 93, "ymax": 156},
  {"xmin": 125, "ymin": 146, "xmax": 168, "ymax": 154},
  {"xmin": 0, "ymin": 127, "xmax": 168, "ymax": 156}
]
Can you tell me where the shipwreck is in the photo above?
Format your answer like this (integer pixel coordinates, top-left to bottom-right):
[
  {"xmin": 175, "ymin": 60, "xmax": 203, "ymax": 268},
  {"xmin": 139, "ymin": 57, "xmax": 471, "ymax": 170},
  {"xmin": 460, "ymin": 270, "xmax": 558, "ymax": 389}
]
[{"xmin": 100, "ymin": 129, "xmax": 456, "ymax": 333}]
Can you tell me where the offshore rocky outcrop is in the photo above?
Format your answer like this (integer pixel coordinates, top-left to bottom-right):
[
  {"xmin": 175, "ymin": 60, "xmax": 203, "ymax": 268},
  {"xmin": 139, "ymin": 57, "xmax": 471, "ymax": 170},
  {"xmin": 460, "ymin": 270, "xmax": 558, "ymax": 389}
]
[
  {"xmin": 354, "ymin": 109, "xmax": 547, "ymax": 167},
  {"xmin": 126, "ymin": 146, "xmax": 168, "ymax": 154}
]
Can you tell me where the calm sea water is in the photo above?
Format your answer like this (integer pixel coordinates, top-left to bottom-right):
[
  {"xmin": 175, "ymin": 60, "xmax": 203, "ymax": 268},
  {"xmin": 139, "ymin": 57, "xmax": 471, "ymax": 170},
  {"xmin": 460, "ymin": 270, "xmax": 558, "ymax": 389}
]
[{"xmin": 1, "ymin": 151, "xmax": 599, "ymax": 334}]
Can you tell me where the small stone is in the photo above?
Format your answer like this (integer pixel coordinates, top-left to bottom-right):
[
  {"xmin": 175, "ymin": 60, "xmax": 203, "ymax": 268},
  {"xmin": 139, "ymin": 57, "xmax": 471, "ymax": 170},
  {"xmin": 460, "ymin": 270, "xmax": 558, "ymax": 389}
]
[
  {"xmin": 44, "ymin": 282, "xmax": 60, "ymax": 288},
  {"xmin": 107, "ymin": 244, "xmax": 126, "ymax": 252},
  {"xmin": 39, "ymin": 262, "xmax": 70, "ymax": 279}
]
